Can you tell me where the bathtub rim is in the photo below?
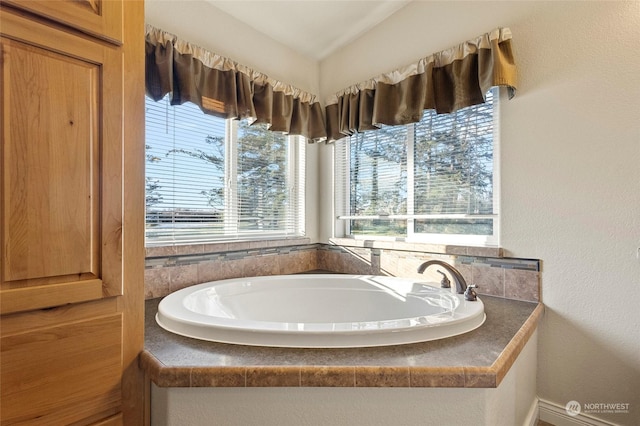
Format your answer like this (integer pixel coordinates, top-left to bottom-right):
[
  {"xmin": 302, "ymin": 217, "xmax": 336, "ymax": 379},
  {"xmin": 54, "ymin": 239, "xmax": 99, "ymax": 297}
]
[{"xmin": 155, "ymin": 274, "xmax": 486, "ymax": 348}]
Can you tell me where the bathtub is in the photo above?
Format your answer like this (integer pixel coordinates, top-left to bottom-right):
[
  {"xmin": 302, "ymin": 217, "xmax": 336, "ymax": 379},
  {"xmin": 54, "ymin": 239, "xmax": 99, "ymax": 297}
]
[{"xmin": 156, "ymin": 274, "xmax": 485, "ymax": 348}]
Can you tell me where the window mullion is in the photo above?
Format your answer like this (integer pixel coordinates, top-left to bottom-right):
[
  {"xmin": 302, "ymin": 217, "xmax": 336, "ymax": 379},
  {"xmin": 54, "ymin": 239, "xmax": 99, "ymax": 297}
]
[
  {"xmin": 286, "ymin": 136, "xmax": 296, "ymax": 235},
  {"xmin": 334, "ymin": 140, "xmax": 349, "ymax": 237},
  {"xmin": 406, "ymin": 123, "xmax": 415, "ymax": 238},
  {"xmin": 286, "ymin": 136, "xmax": 294, "ymax": 235},
  {"xmin": 224, "ymin": 119, "xmax": 238, "ymax": 236},
  {"xmin": 491, "ymin": 87, "xmax": 501, "ymax": 244},
  {"xmin": 296, "ymin": 137, "xmax": 306, "ymax": 236}
]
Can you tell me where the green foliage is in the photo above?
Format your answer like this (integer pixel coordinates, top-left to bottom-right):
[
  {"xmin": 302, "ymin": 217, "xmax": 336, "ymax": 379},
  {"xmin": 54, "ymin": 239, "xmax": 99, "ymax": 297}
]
[
  {"xmin": 164, "ymin": 119, "xmax": 290, "ymax": 230},
  {"xmin": 145, "ymin": 144, "xmax": 163, "ymax": 209},
  {"xmin": 349, "ymin": 96, "xmax": 495, "ymax": 237},
  {"xmin": 236, "ymin": 120, "xmax": 288, "ymax": 230}
]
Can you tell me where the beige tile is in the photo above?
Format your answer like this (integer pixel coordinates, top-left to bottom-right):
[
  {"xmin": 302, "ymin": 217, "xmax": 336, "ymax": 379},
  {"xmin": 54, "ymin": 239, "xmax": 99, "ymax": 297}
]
[
  {"xmin": 467, "ymin": 246, "xmax": 502, "ymax": 257},
  {"xmin": 278, "ymin": 252, "xmax": 297, "ymax": 274},
  {"xmin": 144, "ymin": 267, "xmax": 170, "ymax": 299},
  {"xmin": 222, "ymin": 259, "xmax": 244, "ymax": 279},
  {"xmin": 316, "ymin": 250, "xmax": 329, "ymax": 271},
  {"xmin": 341, "ymin": 250, "xmax": 372, "ymax": 274},
  {"xmin": 355, "ymin": 366, "xmax": 410, "ymax": 387},
  {"xmin": 146, "ymin": 245, "xmax": 177, "ymax": 258},
  {"xmin": 240, "ymin": 256, "xmax": 267, "ymax": 277},
  {"xmin": 464, "ymin": 366, "xmax": 497, "ymax": 388},
  {"xmin": 300, "ymin": 366, "xmax": 355, "ymax": 387},
  {"xmin": 409, "ymin": 367, "xmax": 465, "ymax": 387},
  {"xmin": 504, "ymin": 269, "xmax": 540, "ymax": 302},
  {"xmin": 454, "ymin": 263, "xmax": 473, "ymax": 288},
  {"xmin": 197, "ymin": 260, "xmax": 225, "ymax": 283},
  {"xmin": 249, "ymin": 240, "xmax": 269, "ymax": 250},
  {"xmin": 445, "ymin": 245, "xmax": 469, "ymax": 255},
  {"xmin": 174, "ymin": 244, "xmax": 204, "ymax": 256},
  {"xmin": 285, "ymin": 251, "xmax": 316, "ymax": 274},
  {"xmin": 202, "ymin": 242, "xmax": 229, "ymax": 254},
  {"xmin": 472, "ymin": 265, "xmax": 505, "ymax": 298},
  {"xmin": 226, "ymin": 241, "xmax": 252, "ymax": 252},
  {"xmin": 155, "ymin": 367, "xmax": 191, "ymax": 387},
  {"xmin": 307, "ymin": 250, "xmax": 320, "ymax": 271},
  {"xmin": 169, "ymin": 264, "xmax": 199, "ymax": 292},
  {"xmin": 190, "ymin": 367, "xmax": 246, "ymax": 387},
  {"xmin": 246, "ymin": 367, "xmax": 300, "ymax": 387},
  {"xmin": 318, "ymin": 250, "xmax": 343, "ymax": 274},
  {"xmin": 139, "ymin": 351, "xmax": 163, "ymax": 380}
]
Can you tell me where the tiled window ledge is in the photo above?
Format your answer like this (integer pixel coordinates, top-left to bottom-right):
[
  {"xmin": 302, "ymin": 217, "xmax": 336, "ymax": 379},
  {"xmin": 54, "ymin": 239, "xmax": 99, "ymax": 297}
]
[
  {"xmin": 328, "ymin": 238, "xmax": 503, "ymax": 258},
  {"xmin": 146, "ymin": 237, "xmax": 312, "ymax": 258}
]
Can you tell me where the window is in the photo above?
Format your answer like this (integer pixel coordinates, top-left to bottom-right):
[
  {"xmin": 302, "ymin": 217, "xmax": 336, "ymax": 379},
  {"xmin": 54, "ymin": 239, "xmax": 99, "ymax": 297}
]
[
  {"xmin": 335, "ymin": 88, "xmax": 499, "ymax": 246},
  {"xmin": 145, "ymin": 96, "xmax": 305, "ymax": 245}
]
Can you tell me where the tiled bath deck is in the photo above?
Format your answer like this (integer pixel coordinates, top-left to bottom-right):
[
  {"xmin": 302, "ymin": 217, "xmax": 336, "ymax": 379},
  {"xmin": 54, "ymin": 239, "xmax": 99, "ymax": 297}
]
[{"xmin": 142, "ymin": 295, "xmax": 543, "ymax": 389}]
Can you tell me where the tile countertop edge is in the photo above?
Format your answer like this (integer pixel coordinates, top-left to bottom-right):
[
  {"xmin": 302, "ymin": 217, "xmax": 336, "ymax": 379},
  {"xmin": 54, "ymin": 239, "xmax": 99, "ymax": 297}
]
[{"xmin": 140, "ymin": 303, "xmax": 544, "ymax": 389}]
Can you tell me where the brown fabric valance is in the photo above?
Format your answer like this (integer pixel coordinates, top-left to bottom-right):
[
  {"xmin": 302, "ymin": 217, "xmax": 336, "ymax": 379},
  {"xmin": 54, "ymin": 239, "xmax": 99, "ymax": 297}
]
[
  {"xmin": 145, "ymin": 25, "xmax": 327, "ymax": 141},
  {"xmin": 325, "ymin": 28, "xmax": 517, "ymax": 142}
]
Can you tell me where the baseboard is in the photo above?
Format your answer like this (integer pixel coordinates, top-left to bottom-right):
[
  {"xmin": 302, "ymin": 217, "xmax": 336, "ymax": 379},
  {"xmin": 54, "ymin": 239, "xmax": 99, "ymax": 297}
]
[
  {"xmin": 538, "ymin": 398, "xmax": 623, "ymax": 426},
  {"xmin": 524, "ymin": 397, "xmax": 539, "ymax": 426}
]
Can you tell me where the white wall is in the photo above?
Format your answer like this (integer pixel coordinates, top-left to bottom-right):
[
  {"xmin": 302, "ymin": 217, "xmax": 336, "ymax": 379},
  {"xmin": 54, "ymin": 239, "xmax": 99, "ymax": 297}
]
[{"xmin": 320, "ymin": 1, "xmax": 640, "ymax": 424}]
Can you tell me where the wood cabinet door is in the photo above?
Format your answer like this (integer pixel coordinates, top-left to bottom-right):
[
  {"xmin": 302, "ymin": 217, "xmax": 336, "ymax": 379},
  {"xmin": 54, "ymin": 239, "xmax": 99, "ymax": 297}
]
[
  {"xmin": 0, "ymin": 9, "xmax": 123, "ymax": 314},
  {"xmin": 1, "ymin": 300, "xmax": 124, "ymax": 425},
  {"xmin": 1, "ymin": 0, "xmax": 123, "ymax": 44}
]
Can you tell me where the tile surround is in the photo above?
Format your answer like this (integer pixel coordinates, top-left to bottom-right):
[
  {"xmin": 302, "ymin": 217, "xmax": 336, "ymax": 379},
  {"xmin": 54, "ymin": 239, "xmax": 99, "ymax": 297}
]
[
  {"xmin": 144, "ymin": 239, "xmax": 540, "ymax": 303},
  {"xmin": 142, "ymin": 239, "xmax": 543, "ymax": 390},
  {"xmin": 142, "ymin": 298, "xmax": 543, "ymax": 388},
  {"xmin": 144, "ymin": 239, "xmax": 319, "ymax": 299}
]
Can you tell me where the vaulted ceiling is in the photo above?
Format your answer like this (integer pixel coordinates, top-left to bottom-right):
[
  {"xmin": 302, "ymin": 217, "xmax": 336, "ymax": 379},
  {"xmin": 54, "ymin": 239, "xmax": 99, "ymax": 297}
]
[{"xmin": 205, "ymin": 1, "xmax": 411, "ymax": 60}]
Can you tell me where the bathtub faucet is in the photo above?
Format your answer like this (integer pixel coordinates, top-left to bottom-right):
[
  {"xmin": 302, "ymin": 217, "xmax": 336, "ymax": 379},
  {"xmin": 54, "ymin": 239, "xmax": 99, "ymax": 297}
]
[{"xmin": 417, "ymin": 260, "xmax": 468, "ymax": 294}]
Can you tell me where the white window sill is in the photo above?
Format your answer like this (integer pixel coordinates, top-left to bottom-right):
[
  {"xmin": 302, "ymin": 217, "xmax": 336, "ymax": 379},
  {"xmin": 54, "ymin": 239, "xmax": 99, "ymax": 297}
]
[{"xmin": 328, "ymin": 237, "xmax": 503, "ymax": 258}]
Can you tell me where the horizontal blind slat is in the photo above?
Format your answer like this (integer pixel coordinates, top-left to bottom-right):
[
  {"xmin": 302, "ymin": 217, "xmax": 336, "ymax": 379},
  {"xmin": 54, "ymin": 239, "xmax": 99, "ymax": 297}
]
[
  {"xmin": 337, "ymin": 88, "xmax": 497, "ymax": 239},
  {"xmin": 145, "ymin": 95, "xmax": 304, "ymax": 245}
]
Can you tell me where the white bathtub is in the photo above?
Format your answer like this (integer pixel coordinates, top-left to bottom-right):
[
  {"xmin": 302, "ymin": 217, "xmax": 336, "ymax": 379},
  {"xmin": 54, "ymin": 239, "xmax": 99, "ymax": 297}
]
[{"xmin": 156, "ymin": 274, "xmax": 485, "ymax": 348}]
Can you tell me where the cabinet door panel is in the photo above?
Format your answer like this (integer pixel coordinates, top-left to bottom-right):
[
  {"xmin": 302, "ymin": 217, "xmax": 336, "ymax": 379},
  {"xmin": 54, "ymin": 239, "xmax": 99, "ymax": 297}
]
[
  {"xmin": 0, "ymin": 310, "xmax": 123, "ymax": 425},
  {"xmin": 1, "ymin": 0, "xmax": 123, "ymax": 44},
  {"xmin": 2, "ymin": 39, "xmax": 100, "ymax": 282},
  {"xmin": 0, "ymin": 10, "xmax": 123, "ymax": 313}
]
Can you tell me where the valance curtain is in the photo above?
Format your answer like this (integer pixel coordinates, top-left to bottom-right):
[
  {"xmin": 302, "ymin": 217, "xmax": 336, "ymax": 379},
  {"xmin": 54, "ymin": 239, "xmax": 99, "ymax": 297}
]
[
  {"xmin": 325, "ymin": 27, "xmax": 517, "ymax": 142},
  {"xmin": 145, "ymin": 25, "xmax": 327, "ymax": 141}
]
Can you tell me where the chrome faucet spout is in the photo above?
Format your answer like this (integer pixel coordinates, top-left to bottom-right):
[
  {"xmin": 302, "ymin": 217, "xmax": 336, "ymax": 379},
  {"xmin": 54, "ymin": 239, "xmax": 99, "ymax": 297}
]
[{"xmin": 417, "ymin": 260, "xmax": 468, "ymax": 294}]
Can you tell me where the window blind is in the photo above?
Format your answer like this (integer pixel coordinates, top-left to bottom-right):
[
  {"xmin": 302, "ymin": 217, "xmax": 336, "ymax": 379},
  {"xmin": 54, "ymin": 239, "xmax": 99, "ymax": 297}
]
[
  {"xmin": 145, "ymin": 95, "xmax": 305, "ymax": 245},
  {"xmin": 413, "ymin": 89, "xmax": 496, "ymax": 236},
  {"xmin": 346, "ymin": 125, "xmax": 408, "ymax": 236},
  {"xmin": 336, "ymin": 88, "xmax": 498, "ymax": 242}
]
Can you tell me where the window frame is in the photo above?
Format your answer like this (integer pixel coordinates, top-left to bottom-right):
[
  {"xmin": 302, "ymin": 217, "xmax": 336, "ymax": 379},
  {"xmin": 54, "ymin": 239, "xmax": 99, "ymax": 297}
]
[
  {"xmin": 145, "ymin": 96, "xmax": 306, "ymax": 247},
  {"xmin": 334, "ymin": 88, "xmax": 500, "ymax": 247}
]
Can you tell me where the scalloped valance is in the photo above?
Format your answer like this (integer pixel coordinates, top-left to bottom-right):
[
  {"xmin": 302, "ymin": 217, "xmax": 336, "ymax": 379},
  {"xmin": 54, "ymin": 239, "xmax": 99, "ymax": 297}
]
[
  {"xmin": 325, "ymin": 27, "xmax": 517, "ymax": 142},
  {"xmin": 145, "ymin": 25, "xmax": 327, "ymax": 141}
]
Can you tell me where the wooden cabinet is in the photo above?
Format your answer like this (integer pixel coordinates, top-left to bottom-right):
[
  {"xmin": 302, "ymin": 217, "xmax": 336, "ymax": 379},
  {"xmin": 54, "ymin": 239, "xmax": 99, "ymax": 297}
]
[
  {"xmin": 1, "ymin": 10, "xmax": 122, "ymax": 313},
  {"xmin": 0, "ymin": 1, "xmax": 144, "ymax": 424},
  {"xmin": 1, "ymin": 0, "xmax": 123, "ymax": 44}
]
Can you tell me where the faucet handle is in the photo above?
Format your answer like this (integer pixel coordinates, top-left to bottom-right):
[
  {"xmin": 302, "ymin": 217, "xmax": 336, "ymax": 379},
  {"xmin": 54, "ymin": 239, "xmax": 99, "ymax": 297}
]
[
  {"xmin": 436, "ymin": 270, "xmax": 451, "ymax": 289},
  {"xmin": 464, "ymin": 284, "xmax": 478, "ymax": 301}
]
